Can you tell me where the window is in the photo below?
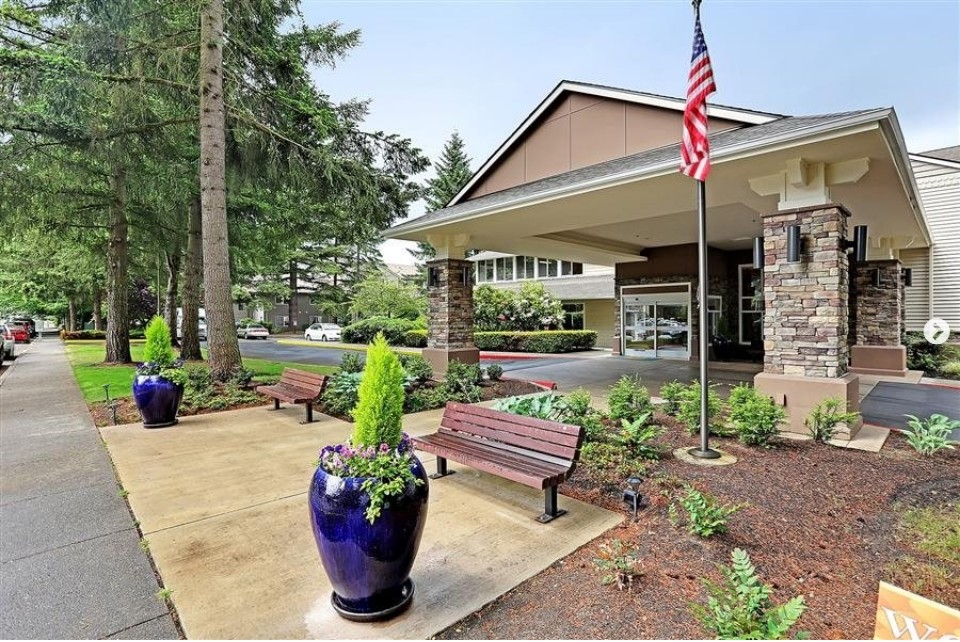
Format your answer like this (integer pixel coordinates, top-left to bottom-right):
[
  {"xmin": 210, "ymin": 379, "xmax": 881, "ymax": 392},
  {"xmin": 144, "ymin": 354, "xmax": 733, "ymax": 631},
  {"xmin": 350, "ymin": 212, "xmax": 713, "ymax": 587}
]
[
  {"xmin": 516, "ymin": 255, "xmax": 536, "ymax": 280},
  {"xmin": 562, "ymin": 303, "xmax": 585, "ymax": 330},
  {"xmin": 560, "ymin": 261, "xmax": 583, "ymax": 276},
  {"xmin": 475, "ymin": 259, "xmax": 494, "ymax": 283},
  {"xmin": 275, "ymin": 316, "xmax": 289, "ymax": 327},
  {"xmin": 495, "ymin": 256, "xmax": 514, "ymax": 281},
  {"xmin": 237, "ymin": 302, "xmax": 244, "ymax": 311},
  {"xmin": 310, "ymin": 316, "xmax": 321, "ymax": 324},
  {"xmin": 275, "ymin": 295, "xmax": 286, "ymax": 304},
  {"xmin": 739, "ymin": 265, "xmax": 763, "ymax": 345},
  {"xmin": 707, "ymin": 295, "xmax": 722, "ymax": 340},
  {"xmin": 537, "ymin": 258, "xmax": 558, "ymax": 278}
]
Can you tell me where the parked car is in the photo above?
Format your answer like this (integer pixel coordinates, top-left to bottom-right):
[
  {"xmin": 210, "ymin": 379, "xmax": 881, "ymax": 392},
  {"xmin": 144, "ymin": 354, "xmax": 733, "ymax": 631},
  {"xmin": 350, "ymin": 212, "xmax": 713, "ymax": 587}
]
[
  {"xmin": 5, "ymin": 322, "xmax": 30, "ymax": 343},
  {"xmin": 11, "ymin": 317, "xmax": 36, "ymax": 338},
  {"xmin": 1, "ymin": 326, "xmax": 13, "ymax": 362},
  {"xmin": 303, "ymin": 323, "xmax": 341, "ymax": 342},
  {"xmin": 236, "ymin": 323, "xmax": 270, "ymax": 340}
]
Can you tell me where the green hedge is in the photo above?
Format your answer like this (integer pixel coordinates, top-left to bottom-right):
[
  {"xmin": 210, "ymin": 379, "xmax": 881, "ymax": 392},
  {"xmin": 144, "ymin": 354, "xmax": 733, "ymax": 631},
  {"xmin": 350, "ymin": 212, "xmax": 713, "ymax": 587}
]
[
  {"xmin": 400, "ymin": 329, "xmax": 596, "ymax": 353},
  {"xmin": 60, "ymin": 330, "xmax": 106, "ymax": 340},
  {"xmin": 342, "ymin": 316, "xmax": 426, "ymax": 345},
  {"xmin": 474, "ymin": 330, "xmax": 597, "ymax": 353}
]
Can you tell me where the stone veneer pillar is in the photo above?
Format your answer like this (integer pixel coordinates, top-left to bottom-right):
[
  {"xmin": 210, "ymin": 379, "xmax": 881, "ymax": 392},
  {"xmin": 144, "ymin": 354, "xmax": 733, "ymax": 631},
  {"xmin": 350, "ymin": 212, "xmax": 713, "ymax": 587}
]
[
  {"xmin": 423, "ymin": 258, "xmax": 479, "ymax": 374},
  {"xmin": 754, "ymin": 204, "xmax": 862, "ymax": 438},
  {"xmin": 849, "ymin": 259, "xmax": 907, "ymax": 376}
]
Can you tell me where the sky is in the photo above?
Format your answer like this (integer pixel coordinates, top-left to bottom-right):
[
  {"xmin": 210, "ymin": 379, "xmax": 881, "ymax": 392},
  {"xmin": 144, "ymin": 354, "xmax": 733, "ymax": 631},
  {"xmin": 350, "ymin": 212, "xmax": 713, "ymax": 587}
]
[{"xmin": 301, "ymin": 0, "xmax": 960, "ymax": 265}]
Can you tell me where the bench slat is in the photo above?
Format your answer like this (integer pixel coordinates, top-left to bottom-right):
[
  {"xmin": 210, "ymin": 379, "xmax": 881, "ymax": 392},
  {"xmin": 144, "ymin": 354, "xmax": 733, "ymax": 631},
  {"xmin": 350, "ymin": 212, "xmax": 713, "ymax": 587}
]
[
  {"xmin": 440, "ymin": 412, "xmax": 580, "ymax": 459},
  {"xmin": 446, "ymin": 402, "xmax": 582, "ymax": 439},
  {"xmin": 414, "ymin": 436, "xmax": 560, "ymax": 489},
  {"xmin": 281, "ymin": 369, "xmax": 326, "ymax": 387},
  {"xmin": 256, "ymin": 369, "xmax": 326, "ymax": 406},
  {"xmin": 416, "ymin": 432, "xmax": 569, "ymax": 482}
]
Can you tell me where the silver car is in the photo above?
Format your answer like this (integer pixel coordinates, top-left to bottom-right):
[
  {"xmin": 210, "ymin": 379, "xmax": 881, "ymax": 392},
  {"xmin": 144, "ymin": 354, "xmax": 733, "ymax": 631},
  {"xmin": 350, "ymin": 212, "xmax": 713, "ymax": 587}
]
[{"xmin": 236, "ymin": 323, "xmax": 270, "ymax": 340}]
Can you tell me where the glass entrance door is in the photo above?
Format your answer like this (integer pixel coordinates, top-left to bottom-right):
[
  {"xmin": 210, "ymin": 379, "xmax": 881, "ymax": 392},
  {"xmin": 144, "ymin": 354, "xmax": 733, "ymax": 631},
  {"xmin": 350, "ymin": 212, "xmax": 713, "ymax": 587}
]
[{"xmin": 622, "ymin": 292, "xmax": 690, "ymax": 359}]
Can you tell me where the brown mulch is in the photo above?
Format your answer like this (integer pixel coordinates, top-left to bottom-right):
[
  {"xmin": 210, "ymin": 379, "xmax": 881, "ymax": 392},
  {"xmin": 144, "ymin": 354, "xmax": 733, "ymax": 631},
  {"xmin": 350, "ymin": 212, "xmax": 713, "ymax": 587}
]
[
  {"xmin": 89, "ymin": 396, "xmax": 269, "ymax": 427},
  {"xmin": 480, "ymin": 378, "xmax": 544, "ymax": 401},
  {"xmin": 436, "ymin": 426, "xmax": 960, "ymax": 640}
]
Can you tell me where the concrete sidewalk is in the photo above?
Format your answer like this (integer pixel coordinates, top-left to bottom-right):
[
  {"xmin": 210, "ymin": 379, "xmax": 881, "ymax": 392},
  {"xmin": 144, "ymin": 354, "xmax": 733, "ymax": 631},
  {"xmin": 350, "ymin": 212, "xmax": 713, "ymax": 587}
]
[{"xmin": 0, "ymin": 340, "xmax": 177, "ymax": 639}]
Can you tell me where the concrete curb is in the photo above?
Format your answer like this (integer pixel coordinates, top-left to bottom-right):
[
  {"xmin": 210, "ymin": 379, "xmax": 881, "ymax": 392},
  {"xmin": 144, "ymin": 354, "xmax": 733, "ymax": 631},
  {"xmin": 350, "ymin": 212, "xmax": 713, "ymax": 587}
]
[{"xmin": 0, "ymin": 341, "xmax": 35, "ymax": 387}]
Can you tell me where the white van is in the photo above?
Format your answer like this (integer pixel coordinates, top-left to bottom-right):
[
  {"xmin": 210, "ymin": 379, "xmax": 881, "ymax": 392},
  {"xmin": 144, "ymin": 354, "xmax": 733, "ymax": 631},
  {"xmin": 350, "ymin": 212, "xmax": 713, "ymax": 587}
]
[{"xmin": 176, "ymin": 307, "xmax": 207, "ymax": 341}]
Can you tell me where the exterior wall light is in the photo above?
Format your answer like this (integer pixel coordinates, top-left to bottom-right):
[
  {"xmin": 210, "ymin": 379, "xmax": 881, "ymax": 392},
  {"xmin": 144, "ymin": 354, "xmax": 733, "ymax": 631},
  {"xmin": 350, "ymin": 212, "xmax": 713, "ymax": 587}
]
[
  {"xmin": 787, "ymin": 225, "xmax": 802, "ymax": 263},
  {"xmin": 427, "ymin": 266, "xmax": 440, "ymax": 288},
  {"xmin": 872, "ymin": 268, "xmax": 882, "ymax": 288},
  {"xmin": 461, "ymin": 266, "xmax": 471, "ymax": 288},
  {"xmin": 752, "ymin": 237, "xmax": 764, "ymax": 270},
  {"xmin": 903, "ymin": 268, "xmax": 913, "ymax": 287},
  {"xmin": 852, "ymin": 225, "xmax": 868, "ymax": 263}
]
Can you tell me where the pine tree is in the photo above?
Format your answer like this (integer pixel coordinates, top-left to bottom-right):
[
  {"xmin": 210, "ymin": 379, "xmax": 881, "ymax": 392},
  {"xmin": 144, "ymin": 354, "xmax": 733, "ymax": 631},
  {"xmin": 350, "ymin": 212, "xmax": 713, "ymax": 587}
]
[{"xmin": 411, "ymin": 132, "xmax": 474, "ymax": 263}]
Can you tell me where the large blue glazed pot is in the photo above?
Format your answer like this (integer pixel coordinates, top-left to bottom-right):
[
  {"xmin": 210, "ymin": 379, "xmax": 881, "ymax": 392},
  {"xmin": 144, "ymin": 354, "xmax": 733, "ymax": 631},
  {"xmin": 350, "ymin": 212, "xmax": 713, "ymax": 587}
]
[
  {"xmin": 308, "ymin": 456, "xmax": 429, "ymax": 622},
  {"xmin": 132, "ymin": 375, "xmax": 184, "ymax": 428}
]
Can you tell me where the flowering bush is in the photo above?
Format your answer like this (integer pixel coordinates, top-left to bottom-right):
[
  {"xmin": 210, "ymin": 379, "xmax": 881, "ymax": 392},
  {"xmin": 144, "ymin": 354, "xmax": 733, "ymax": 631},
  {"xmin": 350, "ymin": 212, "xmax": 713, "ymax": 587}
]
[
  {"xmin": 317, "ymin": 333, "xmax": 423, "ymax": 522},
  {"xmin": 474, "ymin": 282, "xmax": 564, "ymax": 331}
]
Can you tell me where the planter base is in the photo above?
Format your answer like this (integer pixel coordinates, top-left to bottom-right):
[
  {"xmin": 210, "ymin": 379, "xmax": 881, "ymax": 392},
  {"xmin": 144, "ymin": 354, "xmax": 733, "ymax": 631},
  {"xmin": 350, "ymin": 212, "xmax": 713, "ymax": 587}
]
[
  {"xmin": 142, "ymin": 418, "xmax": 179, "ymax": 429},
  {"xmin": 331, "ymin": 578, "xmax": 414, "ymax": 622}
]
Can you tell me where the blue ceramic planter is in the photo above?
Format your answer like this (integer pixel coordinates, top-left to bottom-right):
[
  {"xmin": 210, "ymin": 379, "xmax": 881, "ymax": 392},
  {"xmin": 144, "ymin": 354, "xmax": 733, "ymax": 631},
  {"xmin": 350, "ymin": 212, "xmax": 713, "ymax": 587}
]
[
  {"xmin": 132, "ymin": 375, "xmax": 184, "ymax": 428},
  {"xmin": 308, "ymin": 456, "xmax": 429, "ymax": 622}
]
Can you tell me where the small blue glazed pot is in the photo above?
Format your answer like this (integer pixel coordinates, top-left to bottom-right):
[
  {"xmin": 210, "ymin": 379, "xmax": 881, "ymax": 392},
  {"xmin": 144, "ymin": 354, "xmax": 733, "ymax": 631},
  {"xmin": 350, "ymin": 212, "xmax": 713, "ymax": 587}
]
[
  {"xmin": 308, "ymin": 456, "xmax": 429, "ymax": 621},
  {"xmin": 132, "ymin": 375, "xmax": 184, "ymax": 428}
]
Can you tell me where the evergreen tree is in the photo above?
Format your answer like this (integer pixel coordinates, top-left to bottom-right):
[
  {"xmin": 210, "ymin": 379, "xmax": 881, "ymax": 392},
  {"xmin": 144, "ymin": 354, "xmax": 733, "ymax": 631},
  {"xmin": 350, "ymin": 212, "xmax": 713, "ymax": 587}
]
[{"xmin": 411, "ymin": 131, "xmax": 474, "ymax": 264}]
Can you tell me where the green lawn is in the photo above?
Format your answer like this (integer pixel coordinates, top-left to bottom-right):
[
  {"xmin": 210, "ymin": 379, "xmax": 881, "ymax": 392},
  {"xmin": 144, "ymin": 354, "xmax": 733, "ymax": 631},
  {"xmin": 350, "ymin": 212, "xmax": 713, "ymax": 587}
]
[{"xmin": 64, "ymin": 341, "xmax": 337, "ymax": 403}]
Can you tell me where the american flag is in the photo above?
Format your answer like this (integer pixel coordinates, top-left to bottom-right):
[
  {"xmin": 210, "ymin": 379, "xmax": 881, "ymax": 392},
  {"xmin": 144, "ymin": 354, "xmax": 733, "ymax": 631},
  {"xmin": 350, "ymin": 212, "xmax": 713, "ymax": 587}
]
[{"xmin": 680, "ymin": 13, "xmax": 717, "ymax": 182}]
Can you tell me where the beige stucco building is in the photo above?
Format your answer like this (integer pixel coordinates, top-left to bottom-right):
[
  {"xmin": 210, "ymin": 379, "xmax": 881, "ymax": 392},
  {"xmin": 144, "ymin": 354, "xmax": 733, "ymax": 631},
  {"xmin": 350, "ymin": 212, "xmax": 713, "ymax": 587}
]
[{"xmin": 388, "ymin": 80, "xmax": 938, "ymax": 437}]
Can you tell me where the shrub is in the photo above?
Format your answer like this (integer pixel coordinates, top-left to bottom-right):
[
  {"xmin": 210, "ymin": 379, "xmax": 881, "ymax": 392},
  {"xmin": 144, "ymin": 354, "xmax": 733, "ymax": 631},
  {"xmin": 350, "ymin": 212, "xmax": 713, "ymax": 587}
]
[
  {"xmin": 473, "ymin": 330, "xmax": 597, "ymax": 353},
  {"xmin": 669, "ymin": 485, "xmax": 743, "ymax": 538},
  {"xmin": 727, "ymin": 384, "xmax": 787, "ymax": 447},
  {"xmin": 485, "ymin": 363, "xmax": 504, "ymax": 381},
  {"xmin": 904, "ymin": 331, "xmax": 951, "ymax": 376},
  {"xmin": 941, "ymin": 360, "xmax": 960, "ymax": 379},
  {"xmin": 608, "ymin": 375, "xmax": 653, "ymax": 423},
  {"xmin": 561, "ymin": 388, "xmax": 594, "ymax": 420},
  {"xmin": 341, "ymin": 317, "xmax": 425, "ymax": 345},
  {"xmin": 902, "ymin": 414, "xmax": 958, "ymax": 455},
  {"xmin": 580, "ymin": 441, "xmax": 648, "ymax": 486},
  {"xmin": 616, "ymin": 416, "xmax": 664, "ymax": 460},
  {"xmin": 404, "ymin": 384, "xmax": 451, "ymax": 413},
  {"xmin": 402, "ymin": 329, "xmax": 428, "ymax": 347},
  {"xmin": 143, "ymin": 316, "xmax": 176, "ymax": 367},
  {"xmin": 60, "ymin": 330, "xmax": 107, "ymax": 340},
  {"xmin": 494, "ymin": 393, "xmax": 566, "ymax": 421},
  {"xmin": 593, "ymin": 539, "xmax": 643, "ymax": 592},
  {"xmin": 399, "ymin": 353, "xmax": 432, "ymax": 384},
  {"xmin": 444, "ymin": 361, "xmax": 482, "ymax": 403},
  {"xmin": 575, "ymin": 413, "xmax": 610, "ymax": 443},
  {"xmin": 322, "ymin": 371, "xmax": 363, "ymax": 419},
  {"xmin": 692, "ymin": 548, "xmax": 807, "ymax": 640},
  {"xmin": 340, "ymin": 351, "xmax": 364, "ymax": 374},
  {"xmin": 676, "ymin": 381, "xmax": 723, "ymax": 436},
  {"xmin": 351, "ymin": 334, "xmax": 405, "ymax": 448},
  {"xmin": 805, "ymin": 397, "xmax": 860, "ymax": 443},
  {"xmin": 658, "ymin": 380, "xmax": 686, "ymax": 414}
]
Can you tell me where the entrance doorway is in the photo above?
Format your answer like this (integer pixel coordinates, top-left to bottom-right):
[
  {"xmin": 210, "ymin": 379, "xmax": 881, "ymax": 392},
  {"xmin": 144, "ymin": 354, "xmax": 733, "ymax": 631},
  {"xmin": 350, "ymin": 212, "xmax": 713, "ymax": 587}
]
[{"xmin": 621, "ymin": 287, "xmax": 691, "ymax": 359}]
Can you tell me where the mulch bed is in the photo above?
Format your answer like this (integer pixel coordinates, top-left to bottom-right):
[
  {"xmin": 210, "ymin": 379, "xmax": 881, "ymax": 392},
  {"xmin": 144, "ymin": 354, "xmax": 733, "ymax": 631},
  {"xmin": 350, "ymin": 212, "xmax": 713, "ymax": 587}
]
[{"xmin": 437, "ymin": 424, "xmax": 960, "ymax": 640}]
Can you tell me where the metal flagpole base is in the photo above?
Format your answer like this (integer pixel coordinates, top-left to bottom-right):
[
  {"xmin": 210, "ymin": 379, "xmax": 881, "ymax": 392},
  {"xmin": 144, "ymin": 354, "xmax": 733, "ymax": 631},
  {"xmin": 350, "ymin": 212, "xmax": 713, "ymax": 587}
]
[{"xmin": 688, "ymin": 447, "xmax": 722, "ymax": 459}]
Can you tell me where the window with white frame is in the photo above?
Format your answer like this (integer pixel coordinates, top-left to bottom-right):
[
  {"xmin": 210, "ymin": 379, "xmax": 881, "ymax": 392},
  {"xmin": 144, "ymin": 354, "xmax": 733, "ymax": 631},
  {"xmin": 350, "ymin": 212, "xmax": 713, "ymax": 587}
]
[
  {"xmin": 560, "ymin": 261, "xmax": 583, "ymax": 276},
  {"xmin": 476, "ymin": 259, "xmax": 494, "ymax": 283},
  {"xmin": 562, "ymin": 303, "xmax": 585, "ymax": 330},
  {"xmin": 707, "ymin": 295, "xmax": 722, "ymax": 340},
  {"xmin": 516, "ymin": 255, "xmax": 535, "ymax": 279},
  {"xmin": 538, "ymin": 258, "xmax": 558, "ymax": 278},
  {"xmin": 495, "ymin": 256, "xmax": 514, "ymax": 281},
  {"xmin": 275, "ymin": 315, "xmax": 289, "ymax": 327},
  {"xmin": 738, "ymin": 265, "xmax": 763, "ymax": 345}
]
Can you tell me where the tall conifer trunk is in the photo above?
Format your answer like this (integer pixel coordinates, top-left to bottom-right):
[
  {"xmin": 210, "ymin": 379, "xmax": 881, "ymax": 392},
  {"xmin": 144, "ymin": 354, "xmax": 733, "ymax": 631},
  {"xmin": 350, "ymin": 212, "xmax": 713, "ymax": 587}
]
[
  {"xmin": 199, "ymin": 0, "xmax": 241, "ymax": 380},
  {"xmin": 164, "ymin": 246, "xmax": 181, "ymax": 346},
  {"xmin": 105, "ymin": 166, "xmax": 131, "ymax": 363},
  {"xmin": 68, "ymin": 298, "xmax": 77, "ymax": 332},
  {"xmin": 180, "ymin": 197, "xmax": 203, "ymax": 360},
  {"xmin": 92, "ymin": 288, "xmax": 103, "ymax": 331}
]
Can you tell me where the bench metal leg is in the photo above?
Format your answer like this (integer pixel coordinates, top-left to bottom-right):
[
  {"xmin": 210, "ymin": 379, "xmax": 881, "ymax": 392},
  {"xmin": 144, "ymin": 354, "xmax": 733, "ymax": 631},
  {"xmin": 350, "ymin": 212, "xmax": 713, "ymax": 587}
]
[
  {"xmin": 536, "ymin": 486, "xmax": 567, "ymax": 523},
  {"xmin": 429, "ymin": 456, "xmax": 456, "ymax": 480},
  {"xmin": 300, "ymin": 403, "xmax": 314, "ymax": 425},
  {"xmin": 268, "ymin": 398, "xmax": 281, "ymax": 411}
]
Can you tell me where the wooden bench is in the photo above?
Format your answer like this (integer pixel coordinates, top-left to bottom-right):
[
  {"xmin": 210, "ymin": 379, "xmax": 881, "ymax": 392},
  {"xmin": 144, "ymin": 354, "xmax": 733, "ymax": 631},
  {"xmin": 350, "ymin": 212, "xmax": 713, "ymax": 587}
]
[
  {"xmin": 412, "ymin": 402, "xmax": 585, "ymax": 523},
  {"xmin": 256, "ymin": 368, "xmax": 327, "ymax": 424}
]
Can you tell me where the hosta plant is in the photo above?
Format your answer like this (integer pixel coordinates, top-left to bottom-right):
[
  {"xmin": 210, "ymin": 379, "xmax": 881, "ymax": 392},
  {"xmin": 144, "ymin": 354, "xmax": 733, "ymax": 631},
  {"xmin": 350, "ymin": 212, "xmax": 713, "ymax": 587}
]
[
  {"xmin": 693, "ymin": 548, "xmax": 807, "ymax": 640},
  {"xmin": 902, "ymin": 414, "xmax": 958, "ymax": 455},
  {"xmin": 494, "ymin": 393, "xmax": 566, "ymax": 421}
]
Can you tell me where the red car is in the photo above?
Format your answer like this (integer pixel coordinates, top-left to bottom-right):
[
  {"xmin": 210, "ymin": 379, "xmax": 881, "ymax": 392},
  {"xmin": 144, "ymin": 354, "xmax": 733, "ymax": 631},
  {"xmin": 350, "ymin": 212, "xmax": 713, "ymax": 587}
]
[{"xmin": 4, "ymin": 322, "xmax": 30, "ymax": 343}]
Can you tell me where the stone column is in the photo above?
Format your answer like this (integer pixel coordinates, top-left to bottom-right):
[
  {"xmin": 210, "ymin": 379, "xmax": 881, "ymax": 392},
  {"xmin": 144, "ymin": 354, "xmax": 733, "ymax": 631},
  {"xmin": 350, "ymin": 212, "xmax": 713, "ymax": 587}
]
[
  {"xmin": 754, "ymin": 204, "xmax": 862, "ymax": 438},
  {"xmin": 423, "ymin": 258, "xmax": 479, "ymax": 374},
  {"xmin": 849, "ymin": 259, "xmax": 907, "ymax": 376}
]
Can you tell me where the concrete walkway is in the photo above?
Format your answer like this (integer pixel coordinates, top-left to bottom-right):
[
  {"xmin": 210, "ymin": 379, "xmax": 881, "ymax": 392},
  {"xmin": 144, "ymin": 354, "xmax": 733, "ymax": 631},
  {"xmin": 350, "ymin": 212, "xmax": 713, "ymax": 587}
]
[{"xmin": 0, "ymin": 340, "xmax": 177, "ymax": 639}]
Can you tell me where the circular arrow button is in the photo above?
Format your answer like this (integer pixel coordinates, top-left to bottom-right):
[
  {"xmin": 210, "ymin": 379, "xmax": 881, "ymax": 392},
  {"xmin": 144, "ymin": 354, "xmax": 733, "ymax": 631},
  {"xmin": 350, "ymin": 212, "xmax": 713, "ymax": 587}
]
[{"xmin": 923, "ymin": 318, "xmax": 951, "ymax": 345}]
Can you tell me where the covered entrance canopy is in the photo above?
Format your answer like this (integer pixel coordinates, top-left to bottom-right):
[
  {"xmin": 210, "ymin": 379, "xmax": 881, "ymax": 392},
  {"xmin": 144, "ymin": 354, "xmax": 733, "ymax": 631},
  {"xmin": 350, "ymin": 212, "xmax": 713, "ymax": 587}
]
[{"xmin": 387, "ymin": 81, "xmax": 931, "ymax": 438}]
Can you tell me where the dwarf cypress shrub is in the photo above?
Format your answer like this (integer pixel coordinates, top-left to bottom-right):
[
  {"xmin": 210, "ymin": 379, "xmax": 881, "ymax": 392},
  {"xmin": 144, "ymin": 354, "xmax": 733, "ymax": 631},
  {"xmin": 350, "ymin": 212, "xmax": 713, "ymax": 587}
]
[
  {"xmin": 351, "ymin": 333, "xmax": 405, "ymax": 448},
  {"xmin": 143, "ymin": 316, "xmax": 176, "ymax": 367}
]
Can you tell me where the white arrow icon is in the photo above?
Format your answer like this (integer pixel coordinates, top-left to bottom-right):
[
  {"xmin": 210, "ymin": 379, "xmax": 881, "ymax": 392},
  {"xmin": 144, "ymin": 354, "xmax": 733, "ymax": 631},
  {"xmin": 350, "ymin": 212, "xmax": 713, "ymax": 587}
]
[{"xmin": 923, "ymin": 318, "xmax": 951, "ymax": 345}]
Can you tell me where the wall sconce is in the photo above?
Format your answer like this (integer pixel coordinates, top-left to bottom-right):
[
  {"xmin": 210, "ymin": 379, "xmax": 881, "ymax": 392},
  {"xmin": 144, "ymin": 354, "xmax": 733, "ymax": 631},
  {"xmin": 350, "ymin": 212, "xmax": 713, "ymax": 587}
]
[
  {"xmin": 852, "ymin": 225, "xmax": 868, "ymax": 262},
  {"xmin": 622, "ymin": 476, "xmax": 642, "ymax": 521},
  {"xmin": 904, "ymin": 268, "xmax": 913, "ymax": 287},
  {"xmin": 752, "ymin": 237, "xmax": 764, "ymax": 269},
  {"xmin": 462, "ymin": 267, "xmax": 471, "ymax": 288},
  {"xmin": 787, "ymin": 225, "xmax": 801, "ymax": 263},
  {"xmin": 871, "ymin": 268, "xmax": 881, "ymax": 288},
  {"xmin": 427, "ymin": 266, "xmax": 439, "ymax": 288}
]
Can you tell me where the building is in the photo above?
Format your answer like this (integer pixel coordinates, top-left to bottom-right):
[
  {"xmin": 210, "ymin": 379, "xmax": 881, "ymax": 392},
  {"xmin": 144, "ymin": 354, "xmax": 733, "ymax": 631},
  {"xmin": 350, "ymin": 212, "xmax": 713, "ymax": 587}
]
[{"xmin": 387, "ymin": 80, "xmax": 939, "ymax": 437}]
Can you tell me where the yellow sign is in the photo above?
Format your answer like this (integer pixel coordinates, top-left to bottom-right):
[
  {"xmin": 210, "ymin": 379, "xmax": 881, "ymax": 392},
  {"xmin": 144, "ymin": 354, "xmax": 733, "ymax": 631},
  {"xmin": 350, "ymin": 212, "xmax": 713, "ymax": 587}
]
[{"xmin": 875, "ymin": 582, "xmax": 960, "ymax": 640}]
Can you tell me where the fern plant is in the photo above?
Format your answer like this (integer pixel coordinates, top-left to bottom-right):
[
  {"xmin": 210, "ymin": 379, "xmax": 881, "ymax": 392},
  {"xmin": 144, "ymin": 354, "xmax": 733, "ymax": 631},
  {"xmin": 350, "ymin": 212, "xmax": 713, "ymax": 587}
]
[
  {"xmin": 593, "ymin": 539, "xmax": 643, "ymax": 592},
  {"xmin": 693, "ymin": 548, "xmax": 807, "ymax": 640},
  {"xmin": 616, "ymin": 415, "xmax": 664, "ymax": 460},
  {"xmin": 669, "ymin": 485, "xmax": 744, "ymax": 538}
]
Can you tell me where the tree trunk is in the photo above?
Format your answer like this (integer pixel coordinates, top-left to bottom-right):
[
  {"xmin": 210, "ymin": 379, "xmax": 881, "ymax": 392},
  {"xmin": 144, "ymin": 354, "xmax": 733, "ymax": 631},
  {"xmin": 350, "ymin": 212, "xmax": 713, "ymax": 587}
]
[
  {"xmin": 68, "ymin": 297, "xmax": 77, "ymax": 332},
  {"xmin": 288, "ymin": 259, "xmax": 299, "ymax": 330},
  {"xmin": 164, "ymin": 246, "xmax": 182, "ymax": 347},
  {"xmin": 92, "ymin": 288, "xmax": 103, "ymax": 331},
  {"xmin": 199, "ymin": 0, "xmax": 241, "ymax": 381},
  {"xmin": 105, "ymin": 166, "xmax": 131, "ymax": 363},
  {"xmin": 180, "ymin": 197, "xmax": 203, "ymax": 361}
]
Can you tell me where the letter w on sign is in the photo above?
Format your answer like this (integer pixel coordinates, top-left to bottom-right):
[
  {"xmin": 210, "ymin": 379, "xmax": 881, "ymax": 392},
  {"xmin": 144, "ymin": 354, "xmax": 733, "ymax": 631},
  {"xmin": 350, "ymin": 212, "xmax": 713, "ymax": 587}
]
[{"xmin": 874, "ymin": 582, "xmax": 960, "ymax": 640}]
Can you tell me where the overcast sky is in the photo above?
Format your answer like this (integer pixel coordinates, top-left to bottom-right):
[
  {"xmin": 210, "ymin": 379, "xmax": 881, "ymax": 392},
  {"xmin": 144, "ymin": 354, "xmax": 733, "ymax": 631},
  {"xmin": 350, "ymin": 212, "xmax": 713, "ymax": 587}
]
[{"xmin": 302, "ymin": 0, "xmax": 960, "ymax": 265}]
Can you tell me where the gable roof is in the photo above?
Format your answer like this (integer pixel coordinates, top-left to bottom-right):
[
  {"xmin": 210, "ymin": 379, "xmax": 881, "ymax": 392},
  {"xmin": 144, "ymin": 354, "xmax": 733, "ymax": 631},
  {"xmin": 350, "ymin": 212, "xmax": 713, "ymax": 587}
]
[
  {"xmin": 390, "ymin": 108, "xmax": 887, "ymax": 237},
  {"xmin": 446, "ymin": 79, "xmax": 784, "ymax": 208},
  {"xmin": 910, "ymin": 145, "xmax": 960, "ymax": 168}
]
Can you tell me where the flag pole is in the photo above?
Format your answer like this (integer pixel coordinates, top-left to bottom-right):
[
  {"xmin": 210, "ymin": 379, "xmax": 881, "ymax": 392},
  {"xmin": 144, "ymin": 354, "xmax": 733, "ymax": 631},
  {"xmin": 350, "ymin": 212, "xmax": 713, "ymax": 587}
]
[{"xmin": 688, "ymin": 0, "xmax": 720, "ymax": 460}]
